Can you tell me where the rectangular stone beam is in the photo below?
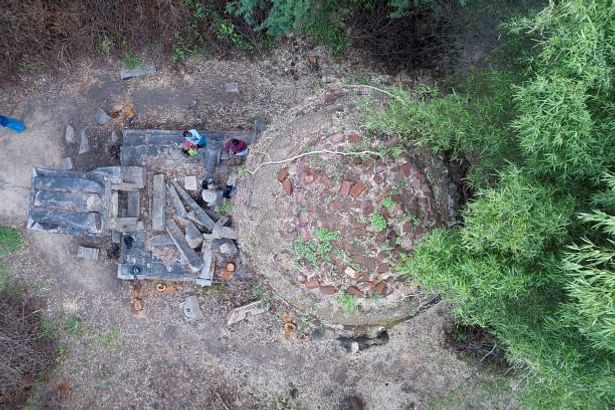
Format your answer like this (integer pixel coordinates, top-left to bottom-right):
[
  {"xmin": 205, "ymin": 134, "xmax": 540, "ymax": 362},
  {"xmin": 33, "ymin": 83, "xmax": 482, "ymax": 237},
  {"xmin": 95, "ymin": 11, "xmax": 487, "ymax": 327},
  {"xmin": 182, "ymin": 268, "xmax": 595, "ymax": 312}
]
[
  {"xmin": 166, "ymin": 219, "xmax": 203, "ymax": 273},
  {"xmin": 171, "ymin": 181, "xmax": 215, "ymax": 231},
  {"xmin": 152, "ymin": 174, "xmax": 165, "ymax": 231}
]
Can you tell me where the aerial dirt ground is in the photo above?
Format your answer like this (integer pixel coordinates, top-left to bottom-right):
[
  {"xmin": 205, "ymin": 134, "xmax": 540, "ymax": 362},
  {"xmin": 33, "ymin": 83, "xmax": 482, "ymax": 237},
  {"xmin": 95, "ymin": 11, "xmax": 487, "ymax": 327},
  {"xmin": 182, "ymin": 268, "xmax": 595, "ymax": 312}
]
[{"xmin": 0, "ymin": 45, "xmax": 515, "ymax": 409}]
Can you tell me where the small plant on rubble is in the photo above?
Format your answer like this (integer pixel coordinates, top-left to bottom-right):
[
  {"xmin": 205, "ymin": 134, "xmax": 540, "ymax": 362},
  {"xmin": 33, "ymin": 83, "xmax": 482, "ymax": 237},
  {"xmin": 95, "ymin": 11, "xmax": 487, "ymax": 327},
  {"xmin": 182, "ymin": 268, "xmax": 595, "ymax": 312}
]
[{"xmin": 371, "ymin": 211, "xmax": 387, "ymax": 232}]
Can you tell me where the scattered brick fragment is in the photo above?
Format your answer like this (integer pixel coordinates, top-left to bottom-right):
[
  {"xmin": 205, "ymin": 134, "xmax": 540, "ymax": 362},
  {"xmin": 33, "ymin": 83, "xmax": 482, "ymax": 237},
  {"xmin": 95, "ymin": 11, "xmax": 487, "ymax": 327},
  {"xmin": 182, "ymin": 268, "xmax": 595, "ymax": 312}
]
[
  {"xmin": 349, "ymin": 182, "xmax": 366, "ymax": 197},
  {"xmin": 277, "ymin": 167, "xmax": 289, "ymax": 182},
  {"xmin": 347, "ymin": 133, "xmax": 362, "ymax": 143},
  {"xmin": 305, "ymin": 279, "xmax": 320, "ymax": 289},
  {"xmin": 319, "ymin": 286, "xmax": 338, "ymax": 295},
  {"xmin": 340, "ymin": 180, "xmax": 352, "ymax": 196},
  {"xmin": 282, "ymin": 179, "xmax": 293, "ymax": 195},
  {"xmin": 346, "ymin": 286, "xmax": 363, "ymax": 296}
]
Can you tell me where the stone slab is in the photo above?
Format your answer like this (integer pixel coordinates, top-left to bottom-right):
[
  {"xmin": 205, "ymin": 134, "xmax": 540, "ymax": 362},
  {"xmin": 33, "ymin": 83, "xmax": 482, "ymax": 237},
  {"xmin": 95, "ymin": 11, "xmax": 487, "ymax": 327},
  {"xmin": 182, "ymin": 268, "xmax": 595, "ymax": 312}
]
[
  {"xmin": 166, "ymin": 219, "xmax": 202, "ymax": 273},
  {"xmin": 171, "ymin": 181, "xmax": 215, "ymax": 231},
  {"xmin": 152, "ymin": 174, "xmax": 165, "ymax": 231},
  {"xmin": 65, "ymin": 125, "xmax": 75, "ymax": 144},
  {"xmin": 32, "ymin": 176, "xmax": 103, "ymax": 194},
  {"xmin": 79, "ymin": 129, "xmax": 89, "ymax": 154},
  {"xmin": 180, "ymin": 296, "xmax": 204, "ymax": 321},
  {"xmin": 59, "ymin": 157, "xmax": 73, "ymax": 170},
  {"xmin": 184, "ymin": 175, "xmax": 198, "ymax": 191},
  {"xmin": 197, "ymin": 242, "xmax": 214, "ymax": 287},
  {"xmin": 227, "ymin": 301, "xmax": 265, "ymax": 325},
  {"xmin": 126, "ymin": 191, "xmax": 140, "ymax": 217},
  {"xmin": 212, "ymin": 224, "xmax": 238, "ymax": 240},
  {"xmin": 95, "ymin": 108, "xmax": 111, "ymax": 125},
  {"xmin": 166, "ymin": 183, "xmax": 187, "ymax": 217},
  {"xmin": 77, "ymin": 246, "xmax": 99, "ymax": 260},
  {"xmin": 224, "ymin": 82, "xmax": 239, "ymax": 93},
  {"xmin": 120, "ymin": 65, "xmax": 157, "ymax": 80},
  {"xmin": 184, "ymin": 221, "xmax": 203, "ymax": 249}
]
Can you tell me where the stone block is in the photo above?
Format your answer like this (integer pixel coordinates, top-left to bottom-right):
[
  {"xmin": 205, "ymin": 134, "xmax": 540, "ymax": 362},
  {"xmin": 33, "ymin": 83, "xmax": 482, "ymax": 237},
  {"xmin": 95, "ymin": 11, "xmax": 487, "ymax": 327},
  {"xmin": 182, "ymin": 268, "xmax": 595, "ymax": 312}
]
[
  {"xmin": 120, "ymin": 65, "xmax": 156, "ymax": 80},
  {"xmin": 171, "ymin": 181, "xmax": 215, "ymax": 231},
  {"xmin": 227, "ymin": 301, "xmax": 266, "ymax": 326},
  {"xmin": 59, "ymin": 157, "xmax": 73, "ymax": 170},
  {"xmin": 77, "ymin": 246, "xmax": 99, "ymax": 260},
  {"xmin": 225, "ymin": 82, "xmax": 239, "ymax": 93},
  {"xmin": 217, "ymin": 240, "xmax": 238, "ymax": 256},
  {"xmin": 184, "ymin": 221, "xmax": 203, "ymax": 249},
  {"xmin": 152, "ymin": 174, "xmax": 165, "ymax": 231},
  {"xmin": 95, "ymin": 108, "xmax": 111, "ymax": 125},
  {"xmin": 167, "ymin": 183, "xmax": 187, "ymax": 217},
  {"xmin": 79, "ymin": 129, "xmax": 89, "ymax": 154},
  {"xmin": 184, "ymin": 175, "xmax": 198, "ymax": 191},
  {"xmin": 212, "ymin": 224, "xmax": 238, "ymax": 240},
  {"xmin": 166, "ymin": 219, "xmax": 203, "ymax": 273},
  {"xmin": 65, "ymin": 125, "xmax": 75, "ymax": 144},
  {"xmin": 180, "ymin": 296, "xmax": 204, "ymax": 321}
]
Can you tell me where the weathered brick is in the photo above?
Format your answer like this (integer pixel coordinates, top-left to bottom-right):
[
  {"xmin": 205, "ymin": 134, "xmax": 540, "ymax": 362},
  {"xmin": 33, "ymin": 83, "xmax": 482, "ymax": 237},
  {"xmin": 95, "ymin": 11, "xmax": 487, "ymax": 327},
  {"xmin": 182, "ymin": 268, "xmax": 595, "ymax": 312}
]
[
  {"xmin": 349, "ymin": 182, "xmax": 367, "ymax": 197},
  {"xmin": 340, "ymin": 180, "xmax": 352, "ymax": 196}
]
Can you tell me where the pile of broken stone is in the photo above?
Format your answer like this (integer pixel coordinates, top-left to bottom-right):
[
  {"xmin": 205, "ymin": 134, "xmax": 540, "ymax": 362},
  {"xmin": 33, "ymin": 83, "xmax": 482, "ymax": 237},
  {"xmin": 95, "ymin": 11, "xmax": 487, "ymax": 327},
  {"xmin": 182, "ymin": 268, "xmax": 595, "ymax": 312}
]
[{"xmin": 161, "ymin": 177, "xmax": 239, "ymax": 286}]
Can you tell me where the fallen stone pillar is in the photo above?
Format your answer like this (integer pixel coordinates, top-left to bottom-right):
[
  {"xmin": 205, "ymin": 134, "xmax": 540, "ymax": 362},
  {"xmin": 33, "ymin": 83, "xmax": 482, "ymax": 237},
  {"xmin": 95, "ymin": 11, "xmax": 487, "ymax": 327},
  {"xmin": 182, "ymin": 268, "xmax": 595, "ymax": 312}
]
[{"xmin": 166, "ymin": 219, "xmax": 203, "ymax": 273}]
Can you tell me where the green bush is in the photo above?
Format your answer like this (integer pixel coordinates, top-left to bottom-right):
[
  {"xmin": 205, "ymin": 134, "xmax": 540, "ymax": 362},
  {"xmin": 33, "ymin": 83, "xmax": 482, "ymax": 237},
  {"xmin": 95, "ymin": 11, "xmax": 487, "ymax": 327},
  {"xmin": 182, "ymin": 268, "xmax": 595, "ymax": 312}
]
[{"xmin": 388, "ymin": 0, "xmax": 615, "ymax": 407}]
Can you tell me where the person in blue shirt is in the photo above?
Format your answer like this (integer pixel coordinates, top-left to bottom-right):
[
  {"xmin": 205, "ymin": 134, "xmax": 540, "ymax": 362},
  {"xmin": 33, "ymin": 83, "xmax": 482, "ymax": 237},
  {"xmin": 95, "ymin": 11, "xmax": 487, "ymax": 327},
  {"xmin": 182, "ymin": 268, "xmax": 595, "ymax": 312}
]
[
  {"xmin": 183, "ymin": 129, "xmax": 206, "ymax": 147},
  {"xmin": 0, "ymin": 115, "xmax": 26, "ymax": 133}
]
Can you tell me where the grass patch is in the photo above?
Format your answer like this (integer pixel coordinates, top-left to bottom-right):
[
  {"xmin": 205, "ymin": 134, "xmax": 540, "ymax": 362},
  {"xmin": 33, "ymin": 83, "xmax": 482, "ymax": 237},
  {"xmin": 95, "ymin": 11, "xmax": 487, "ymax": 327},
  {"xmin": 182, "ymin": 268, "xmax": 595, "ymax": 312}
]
[
  {"xmin": 293, "ymin": 228, "xmax": 341, "ymax": 266},
  {"xmin": 0, "ymin": 226, "xmax": 22, "ymax": 257},
  {"xmin": 252, "ymin": 282, "xmax": 274, "ymax": 310},
  {"xmin": 217, "ymin": 200, "xmax": 234, "ymax": 217},
  {"xmin": 121, "ymin": 53, "xmax": 142, "ymax": 69},
  {"xmin": 371, "ymin": 212, "xmax": 387, "ymax": 232},
  {"xmin": 336, "ymin": 293, "xmax": 357, "ymax": 314}
]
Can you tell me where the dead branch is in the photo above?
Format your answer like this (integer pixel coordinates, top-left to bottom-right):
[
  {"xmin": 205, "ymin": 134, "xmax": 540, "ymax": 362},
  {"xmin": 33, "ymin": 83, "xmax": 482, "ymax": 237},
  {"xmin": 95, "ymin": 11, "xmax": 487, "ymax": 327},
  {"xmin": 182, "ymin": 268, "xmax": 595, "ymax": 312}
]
[{"xmin": 247, "ymin": 149, "xmax": 383, "ymax": 175}]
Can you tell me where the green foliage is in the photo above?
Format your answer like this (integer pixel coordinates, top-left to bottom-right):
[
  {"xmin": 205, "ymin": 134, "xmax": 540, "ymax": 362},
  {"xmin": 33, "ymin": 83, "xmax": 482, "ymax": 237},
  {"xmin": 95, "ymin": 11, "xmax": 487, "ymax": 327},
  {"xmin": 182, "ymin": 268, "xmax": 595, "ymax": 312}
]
[
  {"xmin": 370, "ymin": 211, "xmax": 387, "ymax": 232},
  {"xmin": 335, "ymin": 293, "xmax": 357, "ymax": 313},
  {"xmin": 563, "ymin": 177, "xmax": 615, "ymax": 355},
  {"xmin": 121, "ymin": 53, "xmax": 141, "ymax": 69},
  {"xmin": 293, "ymin": 228, "xmax": 341, "ymax": 265},
  {"xmin": 389, "ymin": 0, "xmax": 615, "ymax": 407},
  {"xmin": 217, "ymin": 200, "xmax": 234, "ymax": 216},
  {"xmin": 100, "ymin": 37, "xmax": 112, "ymax": 55},
  {"xmin": 252, "ymin": 282, "xmax": 274, "ymax": 309},
  {"xmin": 381, "ymin": 196, "xmax": 396, "ymax": 211},
  {"xmin": 0, "ymin": 226, "xmax": 22, "ymax": 257}
]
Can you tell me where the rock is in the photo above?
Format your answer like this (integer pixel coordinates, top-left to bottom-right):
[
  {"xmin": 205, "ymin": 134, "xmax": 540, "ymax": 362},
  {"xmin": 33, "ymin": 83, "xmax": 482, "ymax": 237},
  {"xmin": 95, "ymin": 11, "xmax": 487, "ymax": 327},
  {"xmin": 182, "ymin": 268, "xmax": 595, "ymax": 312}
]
[
  {"xmin": 321, "ymin": 75, "xmax": 340, "ymax": 84},
  {"xmin": 277, "ymin": 167, "xmax": 289, "ymax": 182},
  {"xmin": 282, "ymin": 179, "xmax": 293, "ymax": 195},
  {"xmin": 65, "ymin": 125, "xmax": 75, "ymax": 144},
  {"xmin": 76, "ymin": 246, "xmax": 99, "ymax": 260},
  {"xmin": 59, "ymin": 157, "xmax": 73, "ymax": 170},
  {"xmin": 399, "ymin": 162, "xmax": 412, "ymax": 177},
  {"xmin": 166, "ymin": 219, "xmax": 203, "ymax": 273},
  {"xmin": 350, "ymin": 341, "xmax": 360, "ymax": 354},
  {"xmin": 212, "ymin": 224, "xmax": 238, "ymax": 240},
  {"xmin": 184, "ymin": 222, "xmax": 203, "ymax": 249},
  {"xmin": 111, "ymin": 129, "xmax": 118, "ymax": 143},
  {"xmin": 152, "ymin": 174, "xmax": 165, "ymax": 231},
  {"xmin": 347, "ymin": 133, "xmax": 362, "ymax": 143},
  {"xmin": 374, "ymin": 281, "xmax": 388, "ymax": 295},
  {"xmin": 184, "ymin": 175, "xmax": 198, "ymax": 191},
  {"xmin": 320, "ymin": 286, "xmax": 338, "ymax": 295},
  {"xmin": 377, "ymin": 263, "xmax": 389, "ymax": 274},
  {"xmin": 227, "ymin": 301, "xmax": 266, "ymax": 326},
  {"xmin": 180, "ymin": 296, "xmax": 204, "ymax": 321},
  {"xmin": 340, "ymin": 180, "xmax": 352, "ymax": 196},
  {"xmin": 344, "ymin": 266, "xmax": 358, "ymax": 278},
  {"xmin": 349, "ymin": 182, "xmax": 367, "ymax": 198},
  {"xmin": 78, "ymin": 129, "xmax": 89, "ymax": 154},
  {"xmin": 225, "ymin": 82, "xmax": 239, "ymax": 93},
  {"xmin": 94, "ymin": 108, "xmax": 111, "ymax": 125},
  {"xmin": 218, "ymin": 240, "xmax": 238, "ymax": 256},
  {"xmin": 120, "ymin": 65, "xmax": 156, "ymax": 80},
  {"xmin": 305, "ymin": 279, "xmax": 320, "ymax": 289},
  {"xmin": 197, "ymin": 243, "xmax": 214, "ymax": 287}
]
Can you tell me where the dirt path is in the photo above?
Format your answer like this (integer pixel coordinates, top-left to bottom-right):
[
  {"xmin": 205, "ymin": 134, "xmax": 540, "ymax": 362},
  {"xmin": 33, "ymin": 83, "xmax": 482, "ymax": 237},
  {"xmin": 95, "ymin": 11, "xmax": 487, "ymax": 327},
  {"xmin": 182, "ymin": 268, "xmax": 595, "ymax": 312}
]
[{"xmin": 0, "ymin": 48, "xmax": 515, "ymax": 409}]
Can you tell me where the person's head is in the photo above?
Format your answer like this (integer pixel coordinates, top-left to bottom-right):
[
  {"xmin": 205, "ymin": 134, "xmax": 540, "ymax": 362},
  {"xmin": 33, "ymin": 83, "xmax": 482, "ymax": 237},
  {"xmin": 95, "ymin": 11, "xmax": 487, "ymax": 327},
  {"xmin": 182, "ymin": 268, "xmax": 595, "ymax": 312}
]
[
  {"xmin": 231, "ymin": 139, "xmax": 241, "ymax": 146},
  {"xmin": 183, "ymin": 130, "xmax": 191, "ymax": 138}
]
